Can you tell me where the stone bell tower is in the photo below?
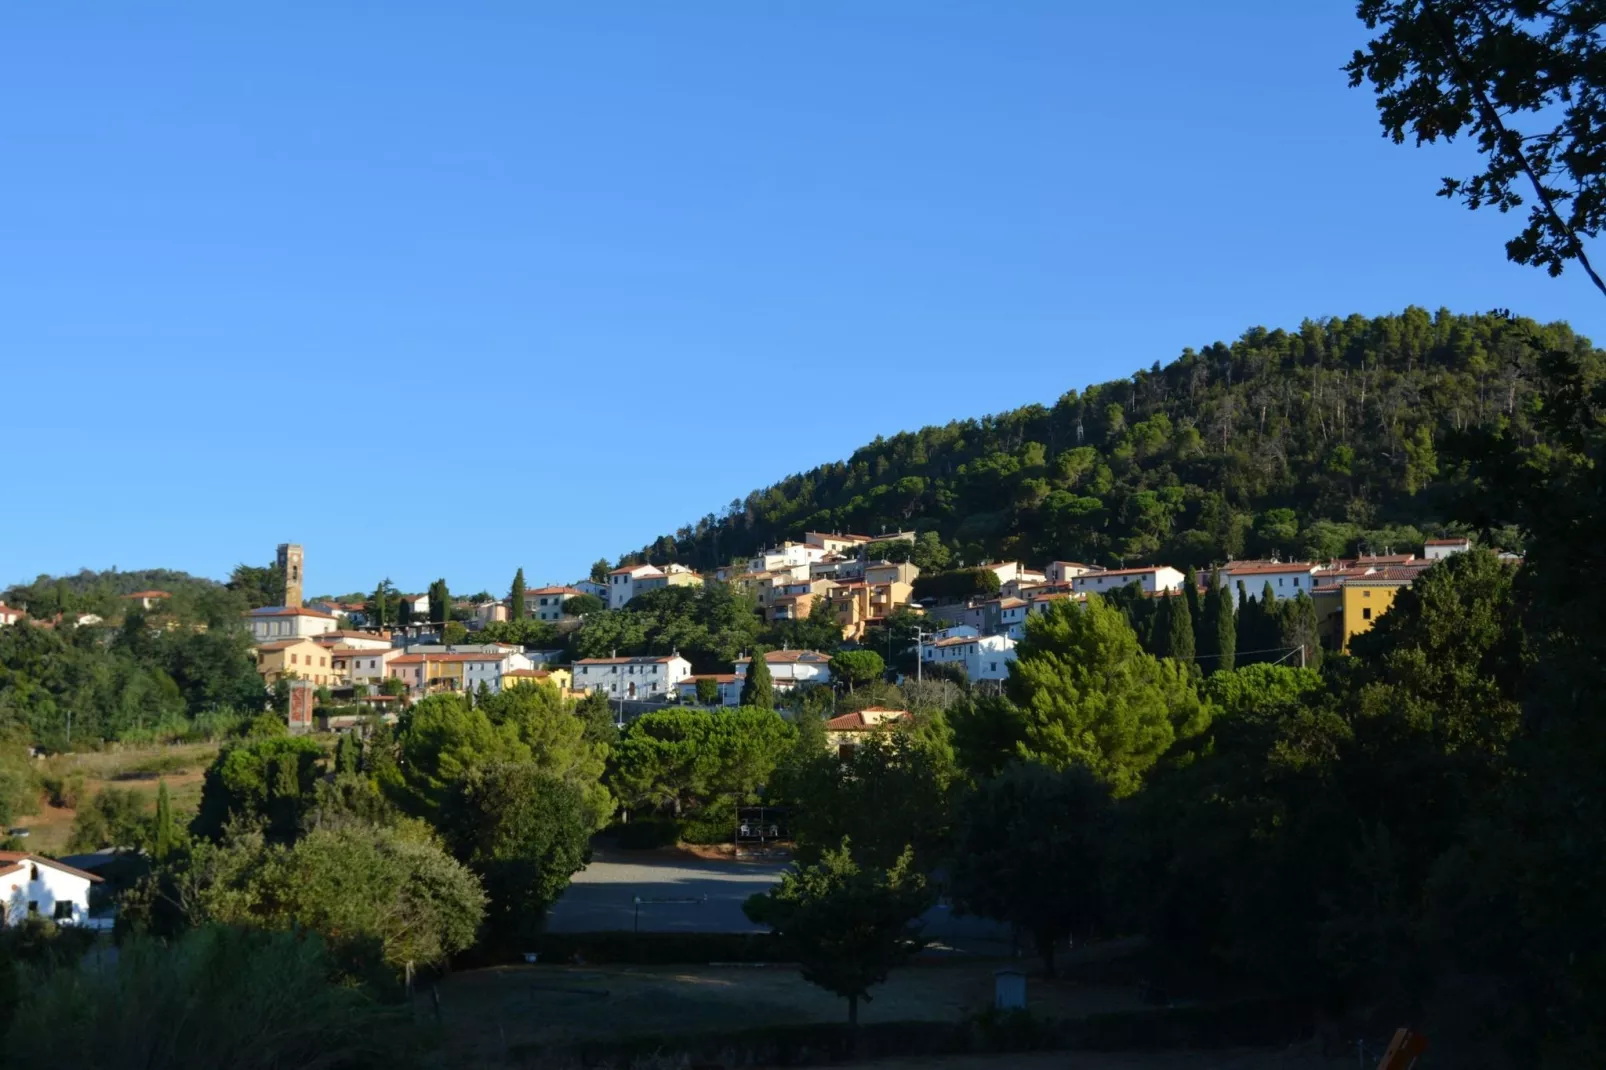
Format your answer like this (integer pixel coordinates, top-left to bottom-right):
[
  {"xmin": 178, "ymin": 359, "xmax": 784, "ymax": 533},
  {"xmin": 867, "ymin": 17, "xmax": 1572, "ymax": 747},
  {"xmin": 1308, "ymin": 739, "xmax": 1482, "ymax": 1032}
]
[{"xmin": 276, "ymin": 543, "xmax": 304, "ymax": 609}]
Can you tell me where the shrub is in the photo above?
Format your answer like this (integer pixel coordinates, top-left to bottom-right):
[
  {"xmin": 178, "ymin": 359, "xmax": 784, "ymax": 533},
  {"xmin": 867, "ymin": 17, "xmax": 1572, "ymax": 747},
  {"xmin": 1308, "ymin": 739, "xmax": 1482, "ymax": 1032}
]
[
  {"xmin": 678, "ymin": 796, "xmax": 738, "ymax": 845},
  {"xmin": 41, "ymin": 773, "xmax": 85, "ymax": 810},
  {"xmin": 4, "ymin": 925, "xmax": 411, "ymax": 1067}
]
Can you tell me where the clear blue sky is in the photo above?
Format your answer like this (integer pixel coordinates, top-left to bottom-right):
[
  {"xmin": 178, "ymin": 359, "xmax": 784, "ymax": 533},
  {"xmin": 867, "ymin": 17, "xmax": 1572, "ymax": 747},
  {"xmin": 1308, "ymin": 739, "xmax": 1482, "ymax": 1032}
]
[{"xmin": 3, "ymin": 2, "xmax": 1600, "ymax": 597}]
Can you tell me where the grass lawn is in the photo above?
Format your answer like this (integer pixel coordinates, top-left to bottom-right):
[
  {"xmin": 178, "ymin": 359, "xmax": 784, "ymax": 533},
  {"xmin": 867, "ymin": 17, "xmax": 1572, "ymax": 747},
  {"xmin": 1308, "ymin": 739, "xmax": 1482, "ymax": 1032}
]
[
  {"xmin": 11, "ymin": 741, "xmax": 221, "ymax": 854},
  {"xmin": 425, "ymin": 960, "xmax": 1149, "ymax": 1065}
]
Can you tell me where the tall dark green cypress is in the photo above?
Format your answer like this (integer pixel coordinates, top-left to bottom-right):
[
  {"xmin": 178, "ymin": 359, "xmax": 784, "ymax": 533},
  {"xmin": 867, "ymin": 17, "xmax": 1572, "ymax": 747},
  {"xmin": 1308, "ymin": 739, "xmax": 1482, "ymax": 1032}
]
[
  {"xmin": 1206, "ymin": 580, "xmax": 1236, "ymax": 673},
  {"xmin": 428, "ymin": 579, "xmax": 450, "ymax": 625},
  {"xmin": 153, "ymin": 779, "xmax": 174, "ymax": 862},
  {"xmin": 741, "ymin": 651, "xmax": 775, "ymax": 709},
  {"xmin": 1235, "ymin": 581, "xmax": 1259, "ymax": 666},
  {"xmin": 1165, "ymin": 590, "xmax": 1195, "ymax": 663},
  {"xmin": 511, "ymin": 568, "xmax": 527, "ymax": 620},
  {"xmin": 1182, "ymin": 566, "xmax": 1202, "ymax": 650}
]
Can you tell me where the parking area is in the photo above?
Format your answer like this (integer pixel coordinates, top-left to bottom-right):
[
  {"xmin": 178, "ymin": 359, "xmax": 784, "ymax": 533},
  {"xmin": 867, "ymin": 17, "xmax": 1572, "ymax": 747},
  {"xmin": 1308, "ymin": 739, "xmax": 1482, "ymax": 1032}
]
[{"xmin": 547, "ymin": 848, "xmax": 1012, "ymax": 948}]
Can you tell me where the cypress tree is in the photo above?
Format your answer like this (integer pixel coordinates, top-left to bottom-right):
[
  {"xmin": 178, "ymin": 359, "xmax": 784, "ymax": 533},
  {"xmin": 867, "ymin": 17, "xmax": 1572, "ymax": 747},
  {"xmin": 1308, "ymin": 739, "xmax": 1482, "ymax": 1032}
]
[
  {"xmin": 741, "ymin": 651, "xmax": 776, "ymax": 709},
  {"xmin": 336, "ymin": 732, "xmax": 360, "ymax": 776},
  {"xmin": 1203, "ymin": 580, "xmax": 1235, "ymax": 673},
  {"xmin": 428, "ymin": 579, "xmax": 450, "ymax": 625},
  {"xmin": 153, "ymin": 779, "xmax": 174, "ymax": 862},
  {"xmin": 1235, "ymin": 582, "xmax": 1258, "ymax": 666},
  {"xmin": 1182, "ymin": 566, "xmax": 1202, "ymax": 649},
  {"xmin": 1164, "ymin": 591, "xmax": 1195, "ymax": 664},
  {"xmin": 511, "ymin": 568, "xmax": 527, "ymax": 620}
]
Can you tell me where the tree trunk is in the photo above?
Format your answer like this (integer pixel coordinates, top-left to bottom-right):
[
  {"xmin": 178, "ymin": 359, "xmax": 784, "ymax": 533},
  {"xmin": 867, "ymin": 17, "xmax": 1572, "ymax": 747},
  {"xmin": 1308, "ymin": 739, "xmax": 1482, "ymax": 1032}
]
[{"xmin": 848, "ymin": 994, "xmax": 859, "ymax": 1026}]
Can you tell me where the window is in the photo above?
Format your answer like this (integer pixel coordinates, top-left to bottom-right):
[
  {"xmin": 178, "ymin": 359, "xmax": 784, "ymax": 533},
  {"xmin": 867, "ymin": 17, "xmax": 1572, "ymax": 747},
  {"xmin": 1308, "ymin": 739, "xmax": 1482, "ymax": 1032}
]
[
  {"xmin": 1278, "ymin": 578, "xmax": 1284, "ymax": 586},
  {"xmin": 319, "ymin": 657, "xmax": 326, "ymax": 667},
  {"xmin": 30, "ymin": 864, "xmax": 39, "ymax": 881},
  {"xmin": 1294, "ymin": 577, "xmax": 1301, "ymax": 587},
  {"xmin": 53, "ymin": 901, "xmax": 73, "ymax": 920},
  {"xmin": 1363, "ymin": 590, "xmax": 1371, "ymax": 598},
  {"xmin": 1362, "ymin": 607, "xmax": 1372, "ymax": 620},
  {"xmin": 290, "ymin": 654, "xmax": 297, "ymax": 665},
  {"xmin": 27, "ymin": 901, "xmax": 37, "ymax": 915}
]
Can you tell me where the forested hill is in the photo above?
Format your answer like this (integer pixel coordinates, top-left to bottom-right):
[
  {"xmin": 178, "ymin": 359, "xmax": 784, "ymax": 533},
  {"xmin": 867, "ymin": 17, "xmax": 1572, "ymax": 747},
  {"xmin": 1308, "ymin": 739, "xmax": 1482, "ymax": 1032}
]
[{"xmin": 629, "ymin": 309, "xmax": 1598, "ymax": 570}]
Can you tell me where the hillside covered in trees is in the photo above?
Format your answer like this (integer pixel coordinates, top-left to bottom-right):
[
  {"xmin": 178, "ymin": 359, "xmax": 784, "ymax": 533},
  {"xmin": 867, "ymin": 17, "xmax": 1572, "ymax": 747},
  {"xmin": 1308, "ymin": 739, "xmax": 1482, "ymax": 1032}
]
[{"xmin": 627, "ymin": 309, "xmax": 1595, "ymax": 569}]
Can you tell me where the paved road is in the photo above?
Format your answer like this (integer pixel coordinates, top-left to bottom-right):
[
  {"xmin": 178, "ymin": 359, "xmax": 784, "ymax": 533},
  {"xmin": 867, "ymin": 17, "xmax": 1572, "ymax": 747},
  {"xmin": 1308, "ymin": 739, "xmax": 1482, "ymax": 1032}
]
[{"xmin": 547, "ymin": 849, "xmax": 1013, "ymax": 948}]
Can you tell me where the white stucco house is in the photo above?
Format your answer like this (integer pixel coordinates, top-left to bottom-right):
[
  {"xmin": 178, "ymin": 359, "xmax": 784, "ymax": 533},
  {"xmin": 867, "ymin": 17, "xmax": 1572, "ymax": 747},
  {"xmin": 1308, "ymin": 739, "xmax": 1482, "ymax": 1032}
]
[
  {"xmin": 734, "ymin": 649, "xmax": 833, "ymax": 691},
  {"xmin": 607, "ymin": 564, "xmax": 664, "ymax": 609},
  {"xmin": 572, "ymin": 579, "xmax": 608, "ymax": 601},
  {"xmin": 0, "ymin": 852, "xmax": 101, "ymax": 927},
  {"xmin": 919, "ymin": 632, "xmax": 1018, "ymax": 681},
  {"xmin": 0, "ymin": 603, "xmax": 24, "ymax": 626},
  {"xmin": 462, "ymin": 650, "xmax": 535, "ymax": 693},
  {"xmin": 1213, "ymin": 561, "xmax": 1323, "ymax": 605},
  {"xmin": 245, "ymin": 605, "xmax": 340, "ymax": 643},
  {"xmin": 528, "ymin": 585, "xmax": 584, "ymax": 621},
  {"xmin": 573, "ymin": 654, "xmax": 693, "ymax": 700},
  {"xmin": 1072, "ymin": 566, "xmax": 1186, "ymax": 598},
  {"xmin": 1423, "ymin": 537, "xmax": 1473, "ymax": 561}
]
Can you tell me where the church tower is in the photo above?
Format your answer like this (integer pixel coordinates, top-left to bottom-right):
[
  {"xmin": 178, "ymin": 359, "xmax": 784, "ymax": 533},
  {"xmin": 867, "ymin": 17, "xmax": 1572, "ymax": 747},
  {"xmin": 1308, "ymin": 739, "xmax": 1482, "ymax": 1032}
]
[{"xmin": 276, "ymin": 543, "xmax": 304, "ymax": 609}]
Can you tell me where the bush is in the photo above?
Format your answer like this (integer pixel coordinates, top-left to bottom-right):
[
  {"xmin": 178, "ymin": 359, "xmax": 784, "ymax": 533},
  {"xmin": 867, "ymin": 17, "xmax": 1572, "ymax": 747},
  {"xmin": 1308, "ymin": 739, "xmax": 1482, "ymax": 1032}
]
[
  {"xmin": 41, "ymin": 773, "xmax": 85, "ymax": 810},
  {"xmin": 678, "ymin": 796, "xmax": 738, "ymax": 845},
  {"xmin": 911, "ymin": 568, "xmax": 1003, "ymax": 603},
  {"xmin": 610, "ymin": 817, "xmax": 680, "ymax": 850},
  {"xmin": 3, "ymin": 925, "xmax": 411, "ymax": 1067}
]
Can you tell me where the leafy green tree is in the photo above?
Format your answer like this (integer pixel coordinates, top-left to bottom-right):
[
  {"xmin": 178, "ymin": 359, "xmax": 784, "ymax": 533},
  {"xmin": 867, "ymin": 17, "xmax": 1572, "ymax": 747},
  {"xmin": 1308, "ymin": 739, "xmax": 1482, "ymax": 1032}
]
[
  {"xmin": 191, "ymin": 735, "xmax": 325, "ymax": 843},
  {"xmin": 563, "ymin": 593, "xmax": 604, "ymax": 617},
  {"xmin": 695, "ymin": 677, "xmax": 721, "ymax": 706},
  {"xmin": 743, "ymin": 840, "xmax": 933, "ymax": 1025},
  {"xmin": 829, "ymin": 650, "xmax": 885, "ymax": 692},
  {"xmin": 1006, "ymin": 597, "xmax": 1209, "ymax": 796},
  {"xmin": 950, "ymin": 763, "xmax": 1111, "ymax": 976},
  {"xmin": 781, "ymin": 730, "xmax": 955, "ymax": 871},
  {"xmin": 949, "ymin": 692, "xmax": 1030, "ymax": 782},
  {"xmin": 1347, "ymin": 0, "xmax": 1606, "ymax": 296},
  {"xmin": 510, "ymin": 568, "xmax": 526, "ymax": 620},
  {"xmin": 610, "ymin": 708, "xmax": 795, "ymax": 817},
  {"xmin": 441, "ymin": 620, "xmax": 468, "ymax": 646},
  {"xmin": 442, "ymin": 763, "xmax": 592, "ymax": 947},
  {"xmin": 740, "ymin": 653, "xmax": 775, "ymax": 709},
  {"xmin": 242, "ymin": 825, "xmax": 484, "ymax": 972},
  {"xmin": 67, "ymin": 788, "xmax": 149, "ymax": 852},
  {"xmin": 573, "ymin": 689, "xmax": 618, "ymax": 749}
]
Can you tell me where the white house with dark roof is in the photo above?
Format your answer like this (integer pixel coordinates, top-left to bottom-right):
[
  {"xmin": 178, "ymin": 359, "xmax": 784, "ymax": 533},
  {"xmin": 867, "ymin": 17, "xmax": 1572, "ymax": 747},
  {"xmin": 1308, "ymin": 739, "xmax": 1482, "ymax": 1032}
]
[
  {"xmin": 0, "ymin": 851, "xmax": 102, "ymax": 926},
  {"xmin": 245, "ymin": 604, "xmax": 339, "ymax": 642},
  {"xmin": 573, "ymin": 654, "xmax": 693, "ymax": 700},
  {"xmin": 1072, "ymin": 566, "xmax": 1186, "ymax": 598},
  {"xmin": 0, "ymin": 603, "xmax": 22, "ymax": 627}
]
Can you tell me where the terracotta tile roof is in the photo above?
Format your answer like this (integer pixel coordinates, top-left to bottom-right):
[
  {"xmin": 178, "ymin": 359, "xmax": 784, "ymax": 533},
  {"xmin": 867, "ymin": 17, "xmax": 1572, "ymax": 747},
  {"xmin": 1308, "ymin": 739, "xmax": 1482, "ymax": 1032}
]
[
  {"xmin": 575, "ymin": 655, "xmax": 682, "ymax": 665},
  {"xmin": 329, "ymin": 645, "xmax": 397, "ymax": 659},
  {"xmin": 527, "ymin": 586, "xmax": 583, "ymax": 596},
  {"xmin": 1075, "ymin": 566, "xmax": 1176, "ymax": 578},
  {"xmin": 1218, "ymin": 561, "xmax": 1318, "ymax": 575},
  {"xmin": 390, "ymin": 651, "xmax": 510, "ymax": 665},
  {"xmin": 609, "ymin": 564, "xmax": 662, "ymax": 576},
  {"xmin": 255, "ymin": 639, "xmax": 318, "ymax": 652},
  {"xmin": 1425, "ymin": 538, "xmax": 1471, "ymax": 546},
  {"xmin": 124, "ymin": 590, "xmax": 171, "ymax": 599},
  {"xmin": 735, "ymin": 650, "xmax": 831, "ymax": 664},
  {"xmin": 929, "ymin": 635, "xmax": 979, "ymax": 648},
  {"xmin": 824, "ymin": 708, "xmax": 913, "ymax": 731},
  {"xmin": 682, "ymin": 673, "xmax": 738, "ymax": 684},
  {"xmin": 246, "ymin": 605, "xmax": 337, "ymax": 619},
  {"xmin": 0, "ymin": 851, "xmax": 104, "ymax": 883}
]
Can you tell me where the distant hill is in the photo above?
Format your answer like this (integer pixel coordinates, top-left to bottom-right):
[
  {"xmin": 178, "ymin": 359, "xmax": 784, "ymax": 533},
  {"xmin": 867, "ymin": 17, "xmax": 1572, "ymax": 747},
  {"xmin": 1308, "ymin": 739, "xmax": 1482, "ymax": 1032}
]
[
  {"xmin": 626, "ymin": 309, "xmax": 1595, "ymax": 570},
  {"xmin": 3, "ymin": 568, "xmax": 226, "ymax": 620}
]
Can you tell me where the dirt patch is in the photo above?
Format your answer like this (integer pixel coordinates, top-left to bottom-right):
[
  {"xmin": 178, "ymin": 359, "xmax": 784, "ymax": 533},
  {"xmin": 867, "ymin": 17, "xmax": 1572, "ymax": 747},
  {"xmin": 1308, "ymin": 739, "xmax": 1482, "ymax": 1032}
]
[{"xmin": 10, "ymin": 744, "xmax": 215, "ymax": 854}]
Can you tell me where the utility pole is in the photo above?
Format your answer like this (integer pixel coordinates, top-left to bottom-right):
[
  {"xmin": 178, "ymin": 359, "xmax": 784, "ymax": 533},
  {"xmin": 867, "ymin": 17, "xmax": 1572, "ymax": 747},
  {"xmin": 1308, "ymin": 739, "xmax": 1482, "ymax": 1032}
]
[{"xmin": 913, "ymin": 628, "xmax": 928, "ymax": 685}]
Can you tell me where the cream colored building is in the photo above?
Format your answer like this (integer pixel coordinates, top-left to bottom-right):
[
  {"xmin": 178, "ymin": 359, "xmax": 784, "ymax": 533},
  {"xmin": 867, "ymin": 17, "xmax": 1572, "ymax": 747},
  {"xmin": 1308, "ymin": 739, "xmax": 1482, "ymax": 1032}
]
[{"xmin": 255, "ymin": 638, "xmax": 338, "ymax": 687}]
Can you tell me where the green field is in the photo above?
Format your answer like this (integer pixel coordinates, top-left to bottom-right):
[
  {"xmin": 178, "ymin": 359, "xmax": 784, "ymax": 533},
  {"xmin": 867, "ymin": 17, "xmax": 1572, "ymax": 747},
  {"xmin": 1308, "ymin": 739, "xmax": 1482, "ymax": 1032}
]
[{"xmin": 10, "ymin": 741, "xmax": 221, "ymax": 854}]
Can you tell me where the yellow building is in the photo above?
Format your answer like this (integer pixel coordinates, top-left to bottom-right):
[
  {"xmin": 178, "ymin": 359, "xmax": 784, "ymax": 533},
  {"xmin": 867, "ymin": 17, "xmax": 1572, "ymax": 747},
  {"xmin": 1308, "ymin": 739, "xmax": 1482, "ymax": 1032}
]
[
  {"xmin": 255, "ymin": 638, "xmax": 338, "ymax": 686},
  {"xmin": 826, "ymin": 578, "xmax": 916, "ymax": 640},
  {"xmin": 503, "ymin": 667, "xmax": 574, "ymax": 693},
  {"xmin": 822, "ymin": 707, "xmax": 912, "ymax": 760},
  {"xmin": 1316, "ymin": 565, "xmax": 1429, "ymax": 652}
]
